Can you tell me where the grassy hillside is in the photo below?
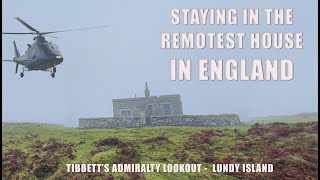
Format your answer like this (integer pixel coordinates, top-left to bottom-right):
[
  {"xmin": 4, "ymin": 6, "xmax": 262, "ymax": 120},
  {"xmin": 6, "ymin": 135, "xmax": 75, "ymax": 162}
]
[
  {"xmin": 250, "ymin": 112, "xmax": 318, "ymax": 124},
  {"xmin": 2, "ymin": 122, "xmax": 318, "ymax": 179}
]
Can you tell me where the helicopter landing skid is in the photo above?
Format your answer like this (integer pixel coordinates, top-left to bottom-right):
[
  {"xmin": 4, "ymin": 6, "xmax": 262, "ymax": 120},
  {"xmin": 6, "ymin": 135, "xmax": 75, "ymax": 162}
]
[
  {"xmin": 43, "ymin": 68, "xmax": 56, "ymax": 78},
  {"xmin": 50, "ymin": 66, "xmax": 56, "ymax": 78},
  {"xmin": 19, "ymin": 67, "xmax": 56, "ymax": 78},
  {"xmin": 19, "ymin": 67, "xmax": 27, "ymax": 78}
]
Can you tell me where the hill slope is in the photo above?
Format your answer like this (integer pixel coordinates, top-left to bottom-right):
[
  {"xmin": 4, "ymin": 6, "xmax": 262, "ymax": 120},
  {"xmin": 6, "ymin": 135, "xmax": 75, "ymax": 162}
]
[
  {"xmin": 250, "ymin": 112, "xmax": 318, "ymax": 124},
  {"xmin": 2, "ymin": 122, "xmax": 318, "ymax": 179}
]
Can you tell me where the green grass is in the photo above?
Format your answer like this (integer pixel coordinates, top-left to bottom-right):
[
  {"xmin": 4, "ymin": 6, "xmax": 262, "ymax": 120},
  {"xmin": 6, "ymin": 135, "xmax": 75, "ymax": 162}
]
[
  {"xmin": 250, "ymin": 112, "xmax": 318, "ymax": 124},
  {"xmin": 2, "ymin": 121, "xmax": 318, "ymax": 179}
]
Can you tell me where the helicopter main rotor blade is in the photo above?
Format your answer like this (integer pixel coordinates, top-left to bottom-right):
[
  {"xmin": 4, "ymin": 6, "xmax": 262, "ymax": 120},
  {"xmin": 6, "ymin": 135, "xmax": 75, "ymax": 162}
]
[
  {"xmin": 44, "ymin": 34, "xmax": 58, "ymax": 39},
  {"xmin": 2, "ymin": 32, "xmax": 34, "ymax": 34},
  {"xmin": 41, "ymin": 25, "xmax": 110, "ymax": 35},
  {"xmin": 15, "ymin": 17, "xmax": 40, "ymax": 34}
]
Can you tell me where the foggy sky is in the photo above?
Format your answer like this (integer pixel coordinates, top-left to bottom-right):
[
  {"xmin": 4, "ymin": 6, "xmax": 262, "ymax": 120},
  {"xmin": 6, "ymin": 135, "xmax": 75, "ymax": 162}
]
[{"xmin": 2, "ymin": 0, "xmax": 318, "ymax": 126}]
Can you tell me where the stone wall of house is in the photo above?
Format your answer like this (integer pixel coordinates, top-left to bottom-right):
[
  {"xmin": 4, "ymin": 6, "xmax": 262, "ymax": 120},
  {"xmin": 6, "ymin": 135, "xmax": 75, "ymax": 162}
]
[
  {"xmin": 78, "ymin": 114, "xmax": 240, "ymax": 128},
  {"xmin": 112, "ymin": 94, "xmax": 183, "ymax": 118}
]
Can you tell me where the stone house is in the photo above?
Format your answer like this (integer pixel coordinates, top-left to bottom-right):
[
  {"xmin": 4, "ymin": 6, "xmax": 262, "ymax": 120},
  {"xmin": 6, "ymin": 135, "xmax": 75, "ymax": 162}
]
[{"xmin": 112, "ymin": 83, "xmax": 183, "ymax": 125}]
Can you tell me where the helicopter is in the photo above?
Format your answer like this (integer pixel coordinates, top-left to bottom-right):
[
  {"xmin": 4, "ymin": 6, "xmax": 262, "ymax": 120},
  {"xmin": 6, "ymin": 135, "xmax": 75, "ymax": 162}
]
[{"xmin": 2, "ymin": 17, "xmax": 109, "ymax": 78}]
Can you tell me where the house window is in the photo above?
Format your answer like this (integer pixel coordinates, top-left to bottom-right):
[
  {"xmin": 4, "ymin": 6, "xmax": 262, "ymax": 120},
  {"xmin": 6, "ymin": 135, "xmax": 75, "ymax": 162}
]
[
  {"xmin": 148, "ymin": 105, "xmax": 153, "ymax": 115},
  {"xmin": 163, "ymin": 104, "xmax": 171, "ymax": 116},
  {"xmin": 121, "ymin": 110, "xmax": 132, "ymax": 117}
]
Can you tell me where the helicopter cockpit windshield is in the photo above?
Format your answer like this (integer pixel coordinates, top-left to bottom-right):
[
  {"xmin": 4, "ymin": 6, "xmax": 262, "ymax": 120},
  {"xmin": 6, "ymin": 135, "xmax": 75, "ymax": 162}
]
[{"xmin": 40, "ymin": 43, "xmax": 61, "ymax": 55}]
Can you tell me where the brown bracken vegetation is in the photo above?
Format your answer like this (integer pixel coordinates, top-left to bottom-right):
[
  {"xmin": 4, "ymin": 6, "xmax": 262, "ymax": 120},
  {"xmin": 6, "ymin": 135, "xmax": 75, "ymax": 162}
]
[{"xmin": 2, "ymin": 122, "xmax": 318, "ymax": 179}]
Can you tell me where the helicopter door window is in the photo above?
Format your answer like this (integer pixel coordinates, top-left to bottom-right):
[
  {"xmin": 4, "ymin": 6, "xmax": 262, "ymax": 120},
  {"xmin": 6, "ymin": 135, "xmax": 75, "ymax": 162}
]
[
  {"xmin": 51, "ymin": 44, "xmax": 61, "ymax": 53},
  {"xmin": 41, "ymin": 45, "xmax": 52, "ymax": 54},
  {"xmin": 50, "ymin": 45, "xmax": 56, "ymax": 51}
]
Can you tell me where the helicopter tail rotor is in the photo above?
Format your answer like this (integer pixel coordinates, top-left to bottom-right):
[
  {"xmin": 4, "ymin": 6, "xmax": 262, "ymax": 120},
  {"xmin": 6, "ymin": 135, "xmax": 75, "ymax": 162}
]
[
  {"xmin": 13, "ymin": 41, "xmax": 20, "ymax": 74},
  {"xmin": 2, "ymin": 59, "xmax": 20, "ymax": 74},
  {"xmin": 1, "ymin": 41, "xmax": 27, "ymax": 75},
  {"xmin": 13, "ymin": 41, "xmax": 20, "ymax": 58},
  {"xmin": 15, "ymin": 63, "xmax": 19, "ymax": 74}
]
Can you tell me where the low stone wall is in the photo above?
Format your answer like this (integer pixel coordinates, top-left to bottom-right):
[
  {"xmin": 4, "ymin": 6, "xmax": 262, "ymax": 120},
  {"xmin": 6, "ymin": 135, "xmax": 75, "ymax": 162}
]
[
  {"xmin": 78, "ymin": 117, "xmax": 142, "ymax": 129},
  {"xmin": 78, "ymin": 114, "xmax": 240, "ymax": 129},
  {"xmin": 150, "ymin": 114, "xmax": 240, "ymax": 127}
]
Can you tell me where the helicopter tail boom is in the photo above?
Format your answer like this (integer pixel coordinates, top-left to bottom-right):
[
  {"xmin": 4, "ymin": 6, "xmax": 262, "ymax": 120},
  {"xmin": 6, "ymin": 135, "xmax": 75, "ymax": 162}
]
[{"xmin": 2, "ymin": 41, "xmax": 22, "ymax": 74}]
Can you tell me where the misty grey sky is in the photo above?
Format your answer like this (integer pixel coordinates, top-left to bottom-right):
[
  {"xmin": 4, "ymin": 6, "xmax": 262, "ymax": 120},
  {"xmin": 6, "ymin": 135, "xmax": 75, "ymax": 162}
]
[{"xmin": 2, "ymin": 0, "xmax": 318, "ymax": 126}]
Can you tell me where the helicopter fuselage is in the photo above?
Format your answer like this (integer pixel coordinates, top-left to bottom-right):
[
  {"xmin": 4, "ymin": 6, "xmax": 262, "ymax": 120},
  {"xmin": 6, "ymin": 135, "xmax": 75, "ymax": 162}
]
[
  {"xmin": 16, "ymin": 36, "xmax": 63, "ymax": 71},
  {"xmin": 3, "ymin": 17, "xmax": 108, "ymax": 78}
]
